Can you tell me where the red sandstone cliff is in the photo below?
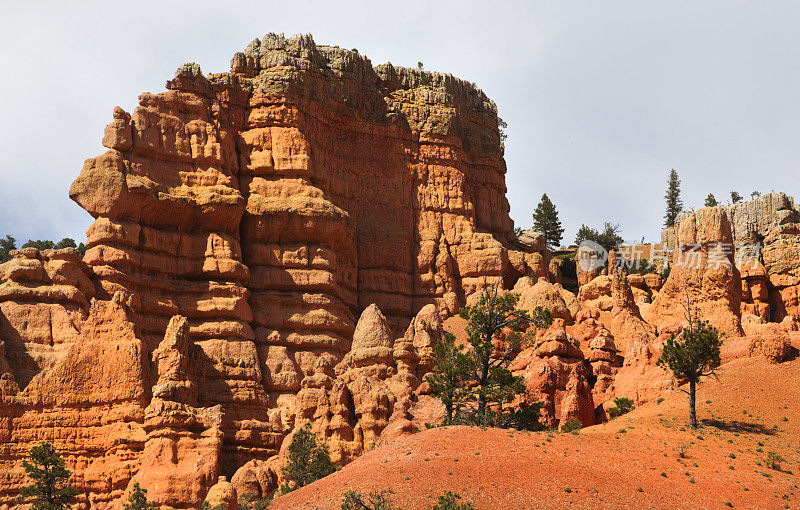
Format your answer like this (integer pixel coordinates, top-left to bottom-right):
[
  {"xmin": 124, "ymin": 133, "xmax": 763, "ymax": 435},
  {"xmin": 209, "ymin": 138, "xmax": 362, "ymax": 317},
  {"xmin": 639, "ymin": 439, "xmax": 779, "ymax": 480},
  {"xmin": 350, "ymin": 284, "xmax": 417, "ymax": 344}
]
[{"xmin": 0, "ymin": 34, "xmax": 549, "ymax": 508}]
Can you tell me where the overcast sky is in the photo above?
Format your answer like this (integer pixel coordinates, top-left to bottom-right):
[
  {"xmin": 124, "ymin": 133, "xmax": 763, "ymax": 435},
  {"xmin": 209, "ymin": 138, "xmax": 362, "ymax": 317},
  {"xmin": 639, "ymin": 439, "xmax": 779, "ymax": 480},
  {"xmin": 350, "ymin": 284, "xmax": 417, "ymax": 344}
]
[{"xmin": 1, "ymin": 1, "xmax": 798, "ymax": 247}]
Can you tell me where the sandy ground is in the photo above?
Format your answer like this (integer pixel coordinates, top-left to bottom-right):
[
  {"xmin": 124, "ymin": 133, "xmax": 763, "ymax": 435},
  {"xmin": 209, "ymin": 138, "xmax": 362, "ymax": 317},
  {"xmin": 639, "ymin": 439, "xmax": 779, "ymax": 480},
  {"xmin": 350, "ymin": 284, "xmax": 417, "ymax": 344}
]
[{"xmin": 270, "ymin": 355, "xmax": 800, "ymax": 509}]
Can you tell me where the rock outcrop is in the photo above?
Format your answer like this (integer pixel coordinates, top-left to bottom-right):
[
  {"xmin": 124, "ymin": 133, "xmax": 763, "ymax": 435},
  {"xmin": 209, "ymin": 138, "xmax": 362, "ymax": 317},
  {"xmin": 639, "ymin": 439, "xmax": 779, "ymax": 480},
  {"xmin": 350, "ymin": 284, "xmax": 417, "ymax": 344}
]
[
  {"xmin": 509, "ymin": 322, "xmax": 595, "ymax": 428},
  {"xmin": 0, "ymin": 248, "xmax": 94, "ymax": 388},
  {"xmin": 645, "ymin": 207, "xmax": 743, "ymax": 336},
  {"xmin": 4, "ymin": 33, "xmax": 799, "ymax": 510},
  {"xmin": 0, "ymin": 293, "xmax": 148, "ymax": 508},
  {"xmin": 0, "ymin": 34, "xmax": 552, "ymax": 508}
]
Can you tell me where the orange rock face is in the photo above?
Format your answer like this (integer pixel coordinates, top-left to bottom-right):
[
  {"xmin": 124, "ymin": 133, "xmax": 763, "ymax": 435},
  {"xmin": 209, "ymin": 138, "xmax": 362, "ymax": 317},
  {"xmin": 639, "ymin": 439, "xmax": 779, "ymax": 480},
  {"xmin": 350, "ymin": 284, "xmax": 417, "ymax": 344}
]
[
  {"xmin": 0, "ymin": 248, "xmax": 94, "ymax": 388},
  {"xmin": 509, "ymin": 322, "xmax": 595, "ymax": 428},
  {"xmin": 645, "ymin": 207, "xmax": 743, "ymax": 336},
  {"xmin": 0, "ymin": 34, "xmax": 549, "ymax": 508}
]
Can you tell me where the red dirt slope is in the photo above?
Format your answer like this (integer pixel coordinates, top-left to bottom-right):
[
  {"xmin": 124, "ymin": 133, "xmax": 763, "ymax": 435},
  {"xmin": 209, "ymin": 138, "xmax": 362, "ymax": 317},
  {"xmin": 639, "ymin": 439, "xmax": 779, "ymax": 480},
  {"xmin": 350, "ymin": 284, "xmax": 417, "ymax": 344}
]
[{"xmin": 270, "ymin": 356, "xmax": 800, "ymax": 509}]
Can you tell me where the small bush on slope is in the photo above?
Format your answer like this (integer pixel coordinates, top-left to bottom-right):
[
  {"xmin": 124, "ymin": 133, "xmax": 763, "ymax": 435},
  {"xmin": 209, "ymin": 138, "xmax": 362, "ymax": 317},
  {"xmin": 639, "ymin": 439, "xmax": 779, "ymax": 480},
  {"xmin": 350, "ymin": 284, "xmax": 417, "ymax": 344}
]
[
  {"xmin": 431, "ymin": 491, "xmax": 475, "ymax": 510},
  {"xmin": 608, "ymin": 397, "xmax": 635, "ymax": 418},
  {"xmin": 560, "ymin": 418, "xmax": 582, "ymax": 433},
  {"xmin": 341, "ymin": 490, "xmax": 394, "ymax": 510},
  {"xmin": 340, "ymin": 490, "xmax": 475, "ymax": 510}
]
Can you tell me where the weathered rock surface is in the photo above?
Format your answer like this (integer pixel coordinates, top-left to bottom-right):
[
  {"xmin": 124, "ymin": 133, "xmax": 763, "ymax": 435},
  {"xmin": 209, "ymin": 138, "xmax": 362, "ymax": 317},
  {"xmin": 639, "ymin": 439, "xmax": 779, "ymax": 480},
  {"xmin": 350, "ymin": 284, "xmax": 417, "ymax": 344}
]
[
  {"xmin": 0, "ymin": 34, "xmax": 552, "ymax": 508},
  {"xmin": 645, "ymin": 207, "xmax": 743, "ymax": 336},
  {"xmin": 509, "ymin": 323, "xmax": 595, "ymax": 428},
  {"xmin": 513, "ymin": 276, "xmax": 578, "ymax": 323},
  {"xmin": 0, "ymin": 248, "xmax": 94, "ymax": 388}
]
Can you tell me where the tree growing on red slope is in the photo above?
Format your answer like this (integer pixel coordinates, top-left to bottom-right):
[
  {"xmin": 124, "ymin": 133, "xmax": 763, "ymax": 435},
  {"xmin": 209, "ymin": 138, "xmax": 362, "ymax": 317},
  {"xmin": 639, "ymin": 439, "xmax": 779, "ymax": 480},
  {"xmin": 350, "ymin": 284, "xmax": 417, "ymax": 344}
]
[
  {"xmin": 656, "ymin": 310, "xmax": 723, "ymax": 428},
  {"xmin": 429, "ymin": 284, "xmax": 552, "ymax": 429}
]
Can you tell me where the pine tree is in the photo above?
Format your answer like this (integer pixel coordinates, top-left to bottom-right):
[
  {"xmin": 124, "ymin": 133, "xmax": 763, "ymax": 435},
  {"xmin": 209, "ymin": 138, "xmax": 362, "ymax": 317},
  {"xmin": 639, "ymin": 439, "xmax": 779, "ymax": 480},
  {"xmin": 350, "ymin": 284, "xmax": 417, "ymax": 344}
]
[
  {"xmin": 656, "ymin": 311, "xmax": 723, "ymax": 428},
  {"xmin": 123, "ymin": 483, "xmax": 157, "ymax": 510},
  {"xmin": 456, "ymin": 285, "xmax": 551, "ymax": 428},
  {"xmin": 574, "ymin": 222, "xmax": 623, "ymax": 253},
  {"xmin": 730, "ymin": 191, "xmax": 743, "ymax": 204},
  {"xmin": 17, "ymin": 442, "xmax": 78, "ymax": 510},
  {"xmin": 0, "ymin": 235, "xmax": 16, "ymax": 263},
  {"xmin": 280, "ymin": 423, "xmax": 337, "ymax": 493},
  {"xmin": 664, "ymin": 169, "xmax": 683, "ymax": 228},
  {"xmin": 426, "ymin": 332, "xmax": 470, "ymax": 424},
  {"xmin": 704, "ymin": 194, "xmax": 718, "ymax": 207},
  {"xmin": 531, "ymin": 194, "xmax": 564, "ymax": 250}
]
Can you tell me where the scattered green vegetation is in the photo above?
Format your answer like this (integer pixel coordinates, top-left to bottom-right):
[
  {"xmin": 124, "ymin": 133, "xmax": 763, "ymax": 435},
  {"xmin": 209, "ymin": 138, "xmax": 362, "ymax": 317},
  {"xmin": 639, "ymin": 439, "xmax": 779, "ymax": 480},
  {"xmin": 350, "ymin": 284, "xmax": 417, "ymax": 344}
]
[
  {"xmin": 427, "ymin": 286, "xmax": 552, "ymax": 429},
  {"xmin": 280, "ymin": 423, "xmax": 337, "ymax": 493},
  {"xmin": 342, "ymin": 489, "xmax": 394, "ymax": 510},
  {"xmin": 0, "ymin": 235, "xmax": 88, "ymax": 264},
  {"xmin": 17, "ymin": 442, "xmax": 78, "ymax": 510},
  {"xmin": 608, "ymin": 397, "xmax": 635, "ymax": 418},
  {"xmin": 560, "ymin": 418, "xmax": 582, "ymax": 433},
  {"xmin": 766, "ymin": 452, "xmax": 786, "ymax": 471},
  {"xmin": 122, "ymin": 483, "xmax": 158, "ymax": 510},
  {"xmin": 431, "ymin": 491, "xmax": 475, "ymax": 510},
  {"xmin": 574, "ymin": 222, "xmax": 624, "ymax": 253}
]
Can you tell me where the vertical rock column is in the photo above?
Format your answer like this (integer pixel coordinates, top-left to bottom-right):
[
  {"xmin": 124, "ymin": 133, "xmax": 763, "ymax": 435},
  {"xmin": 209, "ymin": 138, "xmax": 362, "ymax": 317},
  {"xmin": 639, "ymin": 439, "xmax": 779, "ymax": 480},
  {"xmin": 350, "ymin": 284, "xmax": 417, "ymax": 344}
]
[
  {"xmin": 237, "ymin": 79, "xmax": 358, "ymax": 434},
  {"xmin": 69, "ymin": 68, "xmax": 272, "ymax": 473}
]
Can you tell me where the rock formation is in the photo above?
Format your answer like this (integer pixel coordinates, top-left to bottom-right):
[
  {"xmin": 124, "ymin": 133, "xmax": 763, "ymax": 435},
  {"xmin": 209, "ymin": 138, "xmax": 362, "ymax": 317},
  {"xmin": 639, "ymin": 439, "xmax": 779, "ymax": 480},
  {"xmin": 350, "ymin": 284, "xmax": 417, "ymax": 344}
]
[
  {"xmin": 1, "ymin": 32, "xmax": 798, "ymax": 510},
  {"xmin": 509, "ymin": 321, "xmax": 595, "ymax": 428},
  {"xmin": 0, "ymin": 34, "xmax": 552, "ymax": 508},
  {"xmin": 645, "ymin": 207, "xmax": 743, "ymax": 336}
]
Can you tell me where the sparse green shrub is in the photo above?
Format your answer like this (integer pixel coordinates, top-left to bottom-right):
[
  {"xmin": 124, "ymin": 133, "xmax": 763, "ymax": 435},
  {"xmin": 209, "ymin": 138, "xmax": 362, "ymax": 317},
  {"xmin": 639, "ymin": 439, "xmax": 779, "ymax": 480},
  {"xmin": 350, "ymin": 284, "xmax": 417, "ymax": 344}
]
[
  {"xmin": 197, "ymin": 503, "xmax": 224, "ymax": 510},
  {"xmin": 560, "ymin": 418, "xmax": 581, "ymax": 433},
  {"xmin": 608, "ymin": 397, "xmax": 635, "ymax": 418},
  {"xmin": 426, "ymin": 332, "xmax": 470, "ymax": 424},
  {"xmin": 431, "ymin": 491, "xmax": 474, "ymax": 510},
  {"xmin": 341, "ymin": 490, "xmax": 393, "ymax": 510},
  {"xmin": 280, "ymin": 423, "xmax": 337, "ymax": 493},
  {"xmin": 237, "ymin": 491, "xmax": 271, "ymax": 510},
  {"xmin": 123, "ymin": 483, "xmax": 158, "ymax": 510},
  {"xmin": 0, "ymin": 235, "xmax": 16, "ymax": 263},
  {"xmin": 766, "ymin": 451, "xmax": 786, "ymax": 471}
]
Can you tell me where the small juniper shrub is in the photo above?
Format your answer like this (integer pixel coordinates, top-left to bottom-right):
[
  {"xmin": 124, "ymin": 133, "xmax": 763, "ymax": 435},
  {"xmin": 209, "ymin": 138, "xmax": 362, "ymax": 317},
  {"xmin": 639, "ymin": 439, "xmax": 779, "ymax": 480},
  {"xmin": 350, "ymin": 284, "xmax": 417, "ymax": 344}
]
[
  {"xmin": 608, "ymin": 397, "xmax": 635, "ymax": 418},
  {"xmin": 280, "ymin": 423, "xmax": 338, "ymax": 494},
  {"xmin": 341, "ymin": 490, "xmax": 394, "ymax": 510},
  {"xmin": 766, "ymin": 452, "xmax": 786, "ymax": 471},
  {"xmin": 431, "ymin": 491, "xmax": 475, "ymax": 510},
  {"xmin": 560, "ymin": 418, "xmax": 582, "ymax": 433}
]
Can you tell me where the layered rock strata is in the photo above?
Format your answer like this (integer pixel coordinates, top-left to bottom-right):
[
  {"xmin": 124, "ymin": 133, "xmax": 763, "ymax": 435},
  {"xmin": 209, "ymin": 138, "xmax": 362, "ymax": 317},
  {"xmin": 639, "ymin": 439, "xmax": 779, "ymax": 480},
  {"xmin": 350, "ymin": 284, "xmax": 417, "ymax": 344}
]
[{"xmin": 0, "ymin": 34, "xmax": 549, "ymax": 508}]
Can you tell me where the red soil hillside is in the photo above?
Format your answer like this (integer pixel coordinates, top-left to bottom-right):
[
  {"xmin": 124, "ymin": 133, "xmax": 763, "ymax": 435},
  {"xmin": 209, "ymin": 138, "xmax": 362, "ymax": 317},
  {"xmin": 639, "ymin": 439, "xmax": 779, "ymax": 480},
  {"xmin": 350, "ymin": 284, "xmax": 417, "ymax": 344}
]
[{"xmin": 271, "ymin": 355, "xmax": 800, "ymax": 510}]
